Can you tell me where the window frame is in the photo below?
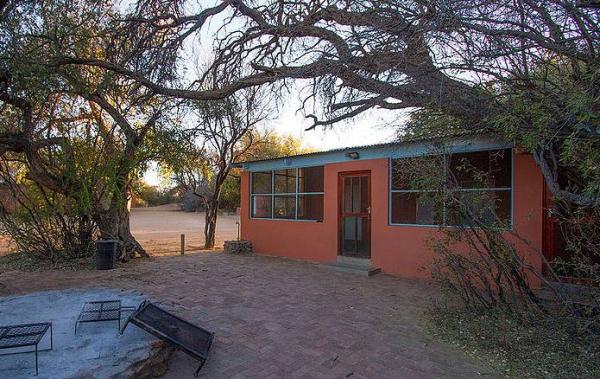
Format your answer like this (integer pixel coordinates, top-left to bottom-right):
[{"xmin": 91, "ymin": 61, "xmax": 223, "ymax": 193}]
[
  {"xmin": 250, "ymin": 166, "xmax": 325, "ymax": 222},
  {"xmin": 388, "ymin": 148, "xmax": 514, "ymax": 229}
]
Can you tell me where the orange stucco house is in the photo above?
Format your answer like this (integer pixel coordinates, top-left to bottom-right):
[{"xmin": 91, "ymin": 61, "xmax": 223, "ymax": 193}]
[{"xmin": 237, "ymin": 135, "xmax": 549, "ymax": 278}]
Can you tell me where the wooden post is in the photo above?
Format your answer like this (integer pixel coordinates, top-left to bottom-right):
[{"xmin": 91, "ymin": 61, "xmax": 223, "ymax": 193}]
[{"xmin": 180, "ymin": 234, "xmax": 185, "ymax": 256}]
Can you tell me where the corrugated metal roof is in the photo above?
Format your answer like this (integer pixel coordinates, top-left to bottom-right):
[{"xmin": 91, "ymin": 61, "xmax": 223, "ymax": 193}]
[{"xmin": 237, "ymin": 130, "xmax": 483, "ymax": 165}]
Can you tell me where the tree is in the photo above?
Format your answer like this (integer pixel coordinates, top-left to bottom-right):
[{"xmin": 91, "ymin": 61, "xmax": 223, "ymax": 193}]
[
  {"xmin": 220, "ymin": 130, "xmax": 314, "ymax": 211},
  {"xmin": 56, "ymin": 0, "xmax": 600, "ymax": 207},
  {"xmin": 169, "ymin": 88, "xmax": 268, "ymax": 248},
  {"xmin": 241, "ymin": 130, "xmax": 315, "ymax": 161},
  {"xmin": 0, "ymin": 1, "xmax": 179, "ymax": 260}
]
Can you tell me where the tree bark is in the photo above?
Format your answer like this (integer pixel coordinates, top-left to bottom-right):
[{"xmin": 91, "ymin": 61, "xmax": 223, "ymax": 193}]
[
  {"xmin": 95, "ymin": 205, "xmax": 148, "ymax": 261},
  {"xmin": 204, "ymin": 199, "xmax": 219, "ymax": 249},
  {"xmin": 118, "ymin": 207, "xmax": 149, "ymax": 261}
]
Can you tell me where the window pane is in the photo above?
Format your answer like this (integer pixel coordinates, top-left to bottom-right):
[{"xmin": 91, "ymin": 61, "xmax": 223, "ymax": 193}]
[
  {"xmin": 391, "ymin": 159, "xmax": 412, "ymax": 190},
  {"xmin": 391, "ymin": 156, "xmax": 441, "ymax": 190},
  {"xmin": 297, "ymin": 194, "xmax": 323, "ymax": 221},
  {"xmin": 274, "ymin": 169, "xmax": 296, "ymax": 193},
  {"xmin": 344, "ymin": 177, "xmax": 352, "ymax": 212},
  {"xmin": 251, "ymin": 195, "xmax": 272, "ymax": 218},
  {"xmin": 446, "ymin": 190, "xmax": 511, "ymax": 226},
  {"xmin": 252, "ymin": 172, "xmax": 272, "ymax": 194},
  {"xmin": 274, "ymin": 195, "xmax": 295, "ymax": 219},
  {"xmin": 391, "ymin": 192, "xmax": 441, "ymax": 225},
  {"xmin": 449, "ymin": 149, "xmax": 511, "ymax": 189},
  {"xmin": 360, "ymin": 176, "xmax": 369, "ymax": 213},
  {"xmin": 343, "ymin": 216, "xmax": 358, "ymax": 252},
  {"xmin": 298, "ymin": 166, "xmax": 324, "ymax": 192},
  {"xmin": 352, "ymin": 177, "xmax": 361, "ymax": 212},
  {"xmin": 357, "ymin": 217, "xmax": 370, "ymax": 255}
]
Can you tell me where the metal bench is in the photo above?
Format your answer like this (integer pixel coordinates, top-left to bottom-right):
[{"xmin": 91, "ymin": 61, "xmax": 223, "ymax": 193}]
[
  {"xmin": 121, "ymin": 300, "xmax": 214, "ymax": 376},
  {"xmin": 0, "ymin": 322, "xmax": 53, "ymax": 375}
]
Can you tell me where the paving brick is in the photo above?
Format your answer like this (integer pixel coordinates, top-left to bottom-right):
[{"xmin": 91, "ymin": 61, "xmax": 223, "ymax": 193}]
[{"xmin": 0, "ymin": 252, "xmax": 498, "ymax": 378}]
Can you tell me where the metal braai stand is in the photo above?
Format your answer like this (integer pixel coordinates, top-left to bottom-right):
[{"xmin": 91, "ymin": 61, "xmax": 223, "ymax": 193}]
[
  {"xmin": 75, "ymin": 300, "xmax": 136, "ymax": 335},
  {"xmin": 0, "ymin": 322, "xmax": 53, "ymax": 376},
  {"xmin": 121, "ymin": 301, "xmax": 215, "ymax": 376}
]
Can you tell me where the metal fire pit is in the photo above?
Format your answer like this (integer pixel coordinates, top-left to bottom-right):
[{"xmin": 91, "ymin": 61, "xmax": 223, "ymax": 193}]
[
  {"xmin": 0, "ymin": 322, "xmax": 53, "ymax": 375},
  {"xmin": 121, "ymin": 301, "xmax": 214, "ymax": 376}
]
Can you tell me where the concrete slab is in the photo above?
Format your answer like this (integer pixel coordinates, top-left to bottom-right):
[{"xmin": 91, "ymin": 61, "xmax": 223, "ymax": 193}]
[
  {"xmin": 0, "ymin": 288, "xmax": 158, "ymax": 378},
  {"xmin": 319, "ymin": 261, "xmax": 382, "ymax": 276}
]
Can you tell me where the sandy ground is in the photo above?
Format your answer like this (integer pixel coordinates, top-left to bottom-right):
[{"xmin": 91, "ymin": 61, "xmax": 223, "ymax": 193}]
[
  {"xmin": 130, "ymin": 204, "xmax": 240, "ymax": 256},
  {"xmin": 0, "ymin": 204, "xmax": 240, "ymax": 256}
]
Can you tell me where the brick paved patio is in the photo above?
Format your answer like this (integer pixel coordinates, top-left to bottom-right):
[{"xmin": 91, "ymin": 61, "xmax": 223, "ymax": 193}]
[{"xmin": 0, "ymin": 252, "xmax": 496, "ymax": 378}]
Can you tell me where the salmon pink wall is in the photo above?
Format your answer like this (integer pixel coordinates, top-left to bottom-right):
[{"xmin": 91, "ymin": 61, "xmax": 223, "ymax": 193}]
[{"xmin": 240, "ymin": 150, "xmax": 544, "ymax": 279}]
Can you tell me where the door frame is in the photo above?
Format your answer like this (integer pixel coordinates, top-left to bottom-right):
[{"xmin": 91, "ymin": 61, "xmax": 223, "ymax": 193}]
[{"xmin": 337, "ymin": 170, "xmax": 372, "ymax": 258}]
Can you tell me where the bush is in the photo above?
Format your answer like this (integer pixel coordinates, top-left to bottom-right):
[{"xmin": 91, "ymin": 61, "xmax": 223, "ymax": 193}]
[
  {"xmin": 0, "ymin": 180, "xmax": 96, "ymax": 263},
  {"xmin": 426, "ymin": 211, "xmax": 600, "ymax": 377},
  {"xmin": 219, "ymin": 175, "xmax": 240, "ymax": 212},
  {"xmin": 392, "ymin": 147, "xmax": 600, "ymax": 377},
  {"xmin": 134, "ymin": 182, "xmax": 178, "ymax": 207},
  {"xmin": 180, "ymin": 190, "xmax": 204, "ymax": 212}
]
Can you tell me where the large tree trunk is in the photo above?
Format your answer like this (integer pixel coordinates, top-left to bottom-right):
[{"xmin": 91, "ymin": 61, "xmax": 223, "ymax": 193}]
[
  {"xmin": 204, "ymin": 172, "xmax": 228, "ymax": 249},
  {"xmin": 118, "ymin": 207, "xmax": 148, "ymax": 261},
  {"xmin": 204, "ymin": 200, "xmax": 218, "ymax": 249},
  {"xmin": 95, "ymin": 205, "xmax": 148, "ymax": 261}
]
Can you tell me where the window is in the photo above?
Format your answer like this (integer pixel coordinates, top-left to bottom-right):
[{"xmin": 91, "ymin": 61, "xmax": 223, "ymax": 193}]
[
  {"xmin": 251, "ymin": 166, "xmax": 324, "ymax": 221},
  {"xmin": 390, "ymin": 149, "xmax": 512, "ymax": 227}
]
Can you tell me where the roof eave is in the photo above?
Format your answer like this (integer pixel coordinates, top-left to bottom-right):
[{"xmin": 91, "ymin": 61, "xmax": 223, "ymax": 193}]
[{"xmin": 238, "ymin": 135, "xmax": 513, "ymax": 172}]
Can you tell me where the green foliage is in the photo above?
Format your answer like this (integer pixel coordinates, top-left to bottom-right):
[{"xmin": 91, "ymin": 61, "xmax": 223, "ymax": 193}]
[
  {"xmin": 246, "ymin": 131, "xmax": 314, "ymax": 159},
  {"xmin": 132, "ymin": 180, "xmax": 177, "ymax": 207},
  {"xmin": 1, "ymin": 1, "xmax": 180, "ymax": 259},
  {"xmin": 0, "ymin": 173, "xmax": 96, "ymax": 262},
  {"xmin": 397, "ymin": 125, "xmax": 600, "ymax": 378},
  {"xmin": 219, "ymin": 175, "xmax": 240, "ymax": 212},
  {"xmin": 489, "ymin": 62, "xmax": 600, "ymax": 198},
  {"xmin": 401, "ymin": 110, "xmax": 468, "ymax": 141}
]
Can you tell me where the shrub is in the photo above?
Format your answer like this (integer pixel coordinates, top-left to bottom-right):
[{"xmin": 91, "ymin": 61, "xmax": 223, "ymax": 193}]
[
  {"xmin": 180, "ymin": 190, "xmax": 204, "ymax": 212},
  {"xmin": 0, "ymin": 178, "xmax": 96, "ymax": 262},
  {"xmin": 392, "ymin": 146, "xmax": 600, "ymax": 377}
]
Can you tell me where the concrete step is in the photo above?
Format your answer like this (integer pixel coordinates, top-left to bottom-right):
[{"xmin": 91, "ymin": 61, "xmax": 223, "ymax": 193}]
[
  {"xmin": 319, "ymin": 261, "xmax": 381, "ymax": 276},
  {"xmin": 336, "ymin": 256, "xmax": 372, "ymax": 268}
]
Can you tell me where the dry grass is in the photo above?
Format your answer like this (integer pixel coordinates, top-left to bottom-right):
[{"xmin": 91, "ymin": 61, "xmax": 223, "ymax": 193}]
[
  {"xmin": 0, "ymin": 252, "xmax": 94, "ymax": 271},
  {"xmin": 424, "ymin": 305, "xmax": 600, "ymax": 378}
]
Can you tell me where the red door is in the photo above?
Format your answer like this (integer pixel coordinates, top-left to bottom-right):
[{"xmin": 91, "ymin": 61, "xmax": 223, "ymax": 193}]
[{"xmin": 339, "ymin": 171, "xmax": 371, "ymax": 258}]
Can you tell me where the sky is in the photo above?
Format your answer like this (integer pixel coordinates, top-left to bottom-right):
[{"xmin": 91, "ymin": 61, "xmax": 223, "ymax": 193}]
[
  {"xmin": 141, "ymin": 1, "xmax": 405, "ymax": 186},
  {"xmin": 143, "ymin": 101, "xmax": 402, "ymax": 186},
  {"xmin": 260, "ymin": 97, "xmax": 402, "ymax": 151}
]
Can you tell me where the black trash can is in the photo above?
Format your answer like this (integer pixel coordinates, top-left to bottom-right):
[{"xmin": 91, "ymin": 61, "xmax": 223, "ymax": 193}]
[{"xmin": 95, "ymin": 239, "xmax": 118, "ymax": 270}]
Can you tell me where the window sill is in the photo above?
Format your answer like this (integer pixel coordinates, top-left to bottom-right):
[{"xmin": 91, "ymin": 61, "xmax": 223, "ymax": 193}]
[
  {"xmin": 249, "ymin": 217, "xmax": 323, "ymax": 223},
  {"xmin": 388, "ymin": 222, "xmax": 513, "ymax": 231}
]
